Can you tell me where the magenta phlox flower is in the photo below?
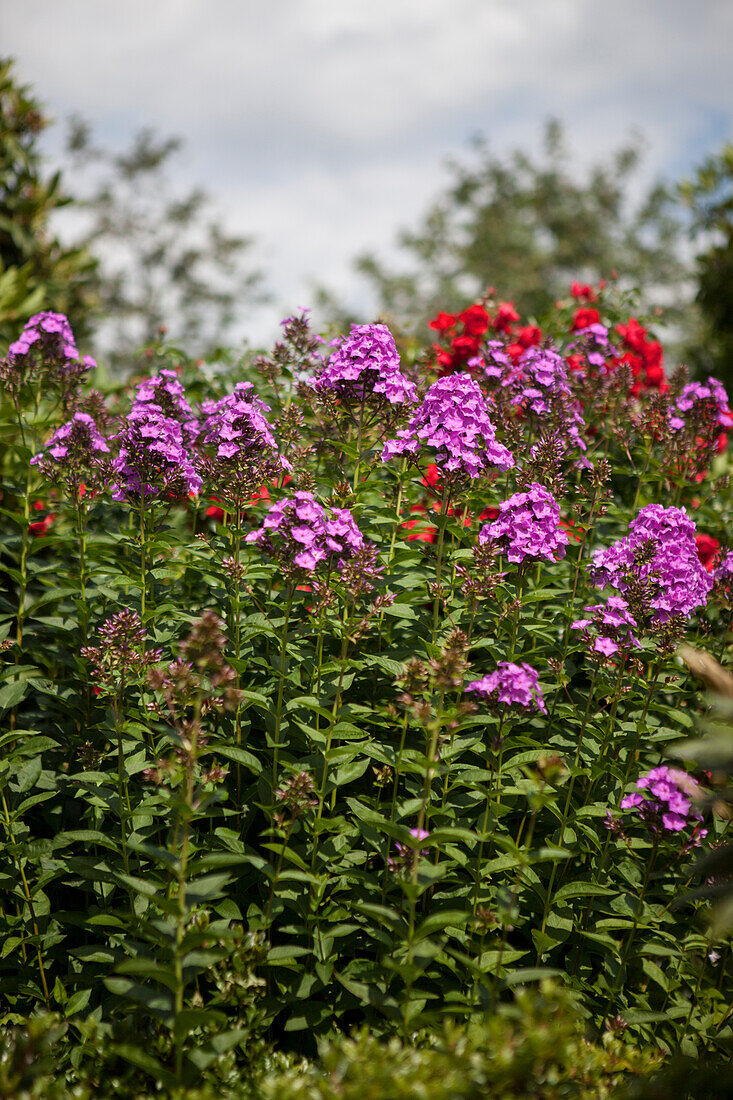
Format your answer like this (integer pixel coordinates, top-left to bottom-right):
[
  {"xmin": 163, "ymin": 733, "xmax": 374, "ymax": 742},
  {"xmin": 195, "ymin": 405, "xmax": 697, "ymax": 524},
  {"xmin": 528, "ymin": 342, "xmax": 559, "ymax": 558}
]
[
  {"xmin": 478, "ymin": 484, "xmax": 567, "ymax": 565},
  {"xmin": 620, "ymin": 765, "xmax": 706, "ymax": 844},
  {"xmin": 589, "ymin": 504, "xmax": 712, "ymax": 622},
  {"xmin": 311, "ymin": 323, "xmax": 416, "ymax": 406},
  {"xmin": 133, "ymin": 369, "xmax": 199, "ymax": 443},
  {"xmin": 199, "ymin": 382, "xmax": 289, "ymax": 467},
  {"xmin": 110, "ymin": 404, "xmax": 202, "ymax": 501},
  {"xmin": 571, "ymin": 596, "xmax": 642, "ymax": 655},
  {"xmin": 246, "ymin": 491, "xmax": 369, "ymax": 575},
  {"xmin": 32, "ymin": 411, "xmax": 111, "ymax": 492},
  {"xmin": 670, "ymin": 378, "xmax": 733, "ymax": 432},
  {"xmin": 5, "ymin": 311, "xmax": 96, "ymax": 392},
  {"xmin": 467, "ymin": 661, "xmax": 546, "ymax": 714},
  {"xmin": 567, "ymin": 321, "xmax": 617, "ymax": 370},
  {"xmin": 381, "ymin": 372, "xmax": 513, "ymax": 478}
]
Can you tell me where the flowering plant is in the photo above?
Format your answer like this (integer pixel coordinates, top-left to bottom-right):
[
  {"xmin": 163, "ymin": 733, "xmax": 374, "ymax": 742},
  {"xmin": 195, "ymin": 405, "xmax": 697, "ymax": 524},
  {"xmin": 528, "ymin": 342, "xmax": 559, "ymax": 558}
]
[{"xmin": 2, "ymin": 284, "xmax": 731, "ymax": 1090}]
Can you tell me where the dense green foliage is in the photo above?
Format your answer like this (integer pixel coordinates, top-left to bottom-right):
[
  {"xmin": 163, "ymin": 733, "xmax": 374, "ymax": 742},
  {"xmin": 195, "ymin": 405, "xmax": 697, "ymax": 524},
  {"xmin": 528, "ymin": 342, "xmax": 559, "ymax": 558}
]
[{"xmin": 1, "ymin": 284, "xmax": 732, "ymax": 1097}]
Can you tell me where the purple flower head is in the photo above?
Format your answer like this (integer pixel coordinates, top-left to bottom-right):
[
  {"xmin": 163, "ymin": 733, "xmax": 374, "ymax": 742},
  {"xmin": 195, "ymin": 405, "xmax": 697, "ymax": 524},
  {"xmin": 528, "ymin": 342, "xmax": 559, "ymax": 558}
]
[
  {"xmin": 620, "ymin": 765, "xmax": 707, "ymax": 846},
  {"xmin": 479, "ymin": 340, "xmax": 513, "ymax": 382},
  {"xmin": 504, "ymin": 345, "xmax": 587, "ymax": 453},
  {"xmin": 478, "ymin": 484, "xmax": 568, "ymax": 566},
  {"xmin": 589, "ymin": 504, "xmax": 713, "ymax": 623},
  {"xmin": 671, "ymin": 378, "xmax": 733, "ymax": 432},
  {"xmin": 571, "ymin": 596, "xmax": 642, "ymax": 657},
  {"xmin": 110, "ymin": 404, "xmax": 202, "ymax": 502},
  {"xmin": 133, "ymin": 369, "xmax": 199, "ymax": 443},
  {"xmin": 31, "ymin": 411, "xmax": 110, "ymax": 494},
  {"xmin": 197, "ymin": 382, "xmax": 291, "ymax": 505},
  {"xmin": 567, "ymin": 321, "xmax": 617, "ymax": 371},
  {"xmin": 466, "ymin": 661, "xmax": 546, "ymax": 714},
  {"xmin": 245, "ymin": 491, "xmax": 370, "ymax": 577},
  {"xmin": 381, "ymin": 372, "xmax": 514, "ymax": 479},
  {"xmin": 311, "ymin": 323, "xmax": 417, "ymax": 407},
  {"xmin": 4, "ymin": 311, "xmax": 96, "ymax": 395},
  {"xmin": 386, "ymin": 827, "xmax": 430, "ymax": 875}
]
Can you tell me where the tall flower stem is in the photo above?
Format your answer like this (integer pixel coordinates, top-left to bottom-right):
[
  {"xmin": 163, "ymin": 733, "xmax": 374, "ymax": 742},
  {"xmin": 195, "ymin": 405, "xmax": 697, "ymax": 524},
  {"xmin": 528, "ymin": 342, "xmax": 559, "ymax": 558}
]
[
  {"xmin": 1, "ymin": 790, "xmax": 50, "ymax": 1009},
  {"xmin": 599, "ymin": 840, "xmax": 657, "ymax": 1030},
  {"xmin": 272, "ymin": 585, "xmax": 294, "ymax": 786},
  {"xmin": 538, "ymin": 667, "xmax": 599, "ymax": 945},
  {"xmin": 380, "ymin": 711, "xmax": 410, "ymax": 905},
  {"xmin": 431, "ymin": 487, "xmax": 451, "ymax": 645}
]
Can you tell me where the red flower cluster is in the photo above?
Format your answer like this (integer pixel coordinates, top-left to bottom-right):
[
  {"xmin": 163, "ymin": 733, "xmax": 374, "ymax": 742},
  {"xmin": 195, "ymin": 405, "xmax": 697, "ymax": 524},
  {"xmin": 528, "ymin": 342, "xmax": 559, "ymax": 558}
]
[
  {"xmin": 29, "ymin": 499, "xmax": 54, "ymax": 537},
  {"xmin": 570, "ymin": 281, "xmax": 598, "ymax": 302},
  {"xmin": 429, "ymin": 302, "xmax": 527, "ymax": 373},
  {"xmin": 613, "ymin": 317, "xmax": 666, "ymax": 396},
  {"xmin": 572, "ymin": 307, "xmax": 601, "ymax": 331}
]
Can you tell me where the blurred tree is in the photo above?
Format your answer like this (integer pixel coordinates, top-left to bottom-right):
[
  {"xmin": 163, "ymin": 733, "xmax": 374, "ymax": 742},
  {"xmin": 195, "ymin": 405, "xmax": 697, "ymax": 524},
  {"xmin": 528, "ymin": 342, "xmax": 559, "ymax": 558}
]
[
  {"xmin": 0, "ymin": 57, "xmax": 97, "ymax": 345},
  {"xmin": 319, "ymin": 120, "xmax": 690, "ymax": 337},
  {"xmin": 681, "ymin": 142, "xmax": 733, "ymax": 388},
  {"xmin": 64, "ymin": 119, "xmax": 267, "ymax": 373}
]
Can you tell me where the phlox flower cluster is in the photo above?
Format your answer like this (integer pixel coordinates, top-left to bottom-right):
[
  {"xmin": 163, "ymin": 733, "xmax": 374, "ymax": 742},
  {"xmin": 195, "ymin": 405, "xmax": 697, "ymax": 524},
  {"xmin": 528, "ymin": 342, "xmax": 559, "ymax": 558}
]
[
  {"xmin": 110, "ymin": 404, "xmax": 202, "ymax": 502},
  {"xmin": 245, "ymin": 491, "xmax": 367, "ymax": 575},
  {"xmin": 466, "ymin": 662, "xmax": 546, "ymax": 714},
  {"xmin": 311, "ymin": 323, "xmax": 416, "ymax": 407},
  {"xmin": 133, "ymin": 369, "xmax": 199, "ymax": 442},
  {"xmin": 619, "ymin": 766, "xmax": 706, "ymax": 843},
  {"xmin": 2, "ymin": 311, "xmax": 96, "ymax": 394},
  {"xmin": 589, "ymin": 504, "xmax": 712, "ymax": 622},
  {"xmin": 31, "ymin": 411, "xmax": 110, "ymax": 494},
  {"xmin": 381, "ymin": 372, "xmax": 513, "ymax": 479},
  {"xmin": 507, "ymin": 345, "xmax": 587, "ymax": 454},
  {"xmin": 478, "ymin": 484, "xmax": 567, "ymax": 565},
  {"xmin": 571, "ymin": 596, "xmax": 641, "ymax": 657},
  {"xmin": 198, "ymin": 382, "xmax": 290, "ymax": 504},
  {"xmin": 669, "ymin": 378, "xmax": 733, "ymax": 432}
]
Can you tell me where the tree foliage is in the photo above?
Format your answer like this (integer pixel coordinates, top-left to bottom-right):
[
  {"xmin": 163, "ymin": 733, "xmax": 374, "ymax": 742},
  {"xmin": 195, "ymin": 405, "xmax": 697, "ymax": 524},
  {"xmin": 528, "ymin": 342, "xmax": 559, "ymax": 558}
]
[
  {"xmin": 0, "ymin": 57, "xmax": 97, "ymax": 345},
  {"xmin": 681, "ymin": 143, "xmax": 733, "ymax": 388},
  {"xmin": 63, "ymin": 120, "xmax": 267, "ymax": 373}
]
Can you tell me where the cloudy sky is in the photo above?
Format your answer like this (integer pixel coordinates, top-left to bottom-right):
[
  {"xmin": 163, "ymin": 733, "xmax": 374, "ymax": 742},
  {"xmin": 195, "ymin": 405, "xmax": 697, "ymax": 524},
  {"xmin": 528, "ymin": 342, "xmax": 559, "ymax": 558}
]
[{"xmin": 4, "ymin": 0, "xmax": 732, "ymax": 344}]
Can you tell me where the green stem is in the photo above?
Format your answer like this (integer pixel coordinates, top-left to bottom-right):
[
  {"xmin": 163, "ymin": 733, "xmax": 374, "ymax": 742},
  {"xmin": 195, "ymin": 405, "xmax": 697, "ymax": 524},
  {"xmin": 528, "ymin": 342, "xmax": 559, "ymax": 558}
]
[
  {"xmin": 1, "ymin": 791, "xmax": 51, "ymax": 1009},
  {"xmin": 272, "ymin": 586, "xmax": 294, "ymax": 786}
]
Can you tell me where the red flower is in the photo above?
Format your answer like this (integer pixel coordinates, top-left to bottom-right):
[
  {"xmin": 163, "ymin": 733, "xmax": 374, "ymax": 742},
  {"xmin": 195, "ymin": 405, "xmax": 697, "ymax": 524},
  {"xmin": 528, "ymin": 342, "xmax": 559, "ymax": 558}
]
[
  {"xmin": 479, "ymin": 506, "xmax": 499, "ymax": 521},
  {"xmin": 572, "ymin": 307, "xmax": 601, "ymax": 331},
  {"xmin": 617, "ymin": 317, "xmax": 648, "ymax": 353},
  {"xmin": 560, "ymin": 517, "xmax": 584, "ymax": 543},
  {"xmin": 450, "ymin": 334, "xmax": 481, "ymax": 359},
  {"xmin": 516, "ymin": 324, "xmax": 542, "ymax": 349},
  {"xmin": 717, "ymin": 433, "xmax": 728, "ymax": 455},
  {"xmin": 570, "ymin": 281, "xmax": 596, "ymax": 301},
  {"xmin": 401, "ymin": 502, "xmax": 437, "ymax": 544},
  {"xmin": 29, "ymin": 512, "xmax": 54, "ymax": 536},
  {"xmin": 428, "ymin": 312, "xmax": 458, "ymax": 333},
  {"xmin": 566, "ymin": 353, "xmax": 584, "ymax": 373},
  {"xmin": 695, "ymin": 533, "xmax": 720, "ymax": 572},
  {"xmin": 421, "ymin": 464, "xmax": 443, "ymax": 492},
  {"xmin": 492, "ymin": 302, "xmax": 520, "ymax": 333},
  {"xmin": 458, "ymin": 303, "xmax": 490, "ymax": 337}
]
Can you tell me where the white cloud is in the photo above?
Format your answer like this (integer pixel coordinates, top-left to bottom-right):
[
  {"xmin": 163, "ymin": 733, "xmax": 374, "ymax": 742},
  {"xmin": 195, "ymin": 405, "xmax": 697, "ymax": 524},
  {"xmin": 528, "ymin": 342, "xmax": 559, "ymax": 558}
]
[{"xmin": 4, "ymin": 0, "xmax": 732, "ymax": 344}]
